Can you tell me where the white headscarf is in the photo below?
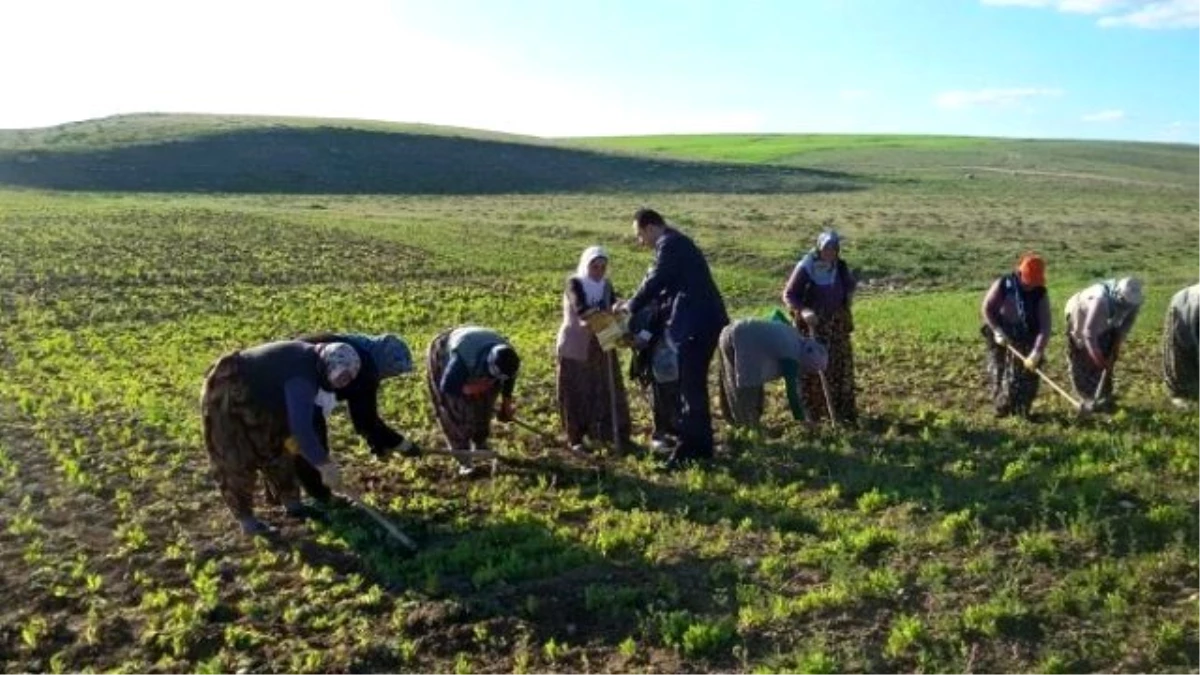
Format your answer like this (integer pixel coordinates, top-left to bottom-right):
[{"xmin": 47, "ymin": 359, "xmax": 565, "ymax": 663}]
[
  {"xmin": 574, "ymin": 245, "xmax": 609, "ymax": 307},
  {"xmin": 317, "ymin": 342, "xmax": 361, "ymax": 388}
]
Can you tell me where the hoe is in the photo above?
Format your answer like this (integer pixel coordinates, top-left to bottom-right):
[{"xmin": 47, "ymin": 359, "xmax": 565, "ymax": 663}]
[{"xmin": 1003, "ymin": 343, "xmax": 1104, "ymax": 416}]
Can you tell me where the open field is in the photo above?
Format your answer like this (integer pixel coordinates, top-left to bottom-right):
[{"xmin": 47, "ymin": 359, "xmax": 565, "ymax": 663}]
[
  {"xmin": 0, "ymin": 117, "xmax": 1197, "ymax": 673},
  {"xmin": 570, "ymin": 134, "xmax": 1198, "ymax": 188}
]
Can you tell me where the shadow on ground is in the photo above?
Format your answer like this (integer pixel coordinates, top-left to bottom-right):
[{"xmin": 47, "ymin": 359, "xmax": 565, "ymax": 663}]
[{"xmin": 0, "ymin": 127, "xmax": 863, "ymax": 195}]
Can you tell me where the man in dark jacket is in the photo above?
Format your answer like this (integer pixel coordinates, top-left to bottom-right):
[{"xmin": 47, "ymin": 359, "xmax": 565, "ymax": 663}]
[
  {"xmin": 294, "ymin": 333, "xmax": 420, "ymax": 502},
  {"xmin": 624, "ymin": 208, "xmax": 729, "ymax": 468}
]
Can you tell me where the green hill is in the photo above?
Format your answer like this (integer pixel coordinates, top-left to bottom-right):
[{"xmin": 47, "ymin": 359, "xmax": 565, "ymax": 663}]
[
  {"xmin": 0, "ymin": 114, "xmax": 856, "ymax": 195},
  {"xmin": 570, "ymin": 134, "xmax": 1199, "ymax": 187},
  {"xmin": 3, "ymin": 114, "xmax": 1196, "ymax": 194}
]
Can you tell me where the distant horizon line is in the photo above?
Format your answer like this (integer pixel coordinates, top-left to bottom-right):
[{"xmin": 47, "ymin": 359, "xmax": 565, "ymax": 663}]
[{"xmin": 1, "ymin": 111, "xmax": 1197, "ymax": 148}]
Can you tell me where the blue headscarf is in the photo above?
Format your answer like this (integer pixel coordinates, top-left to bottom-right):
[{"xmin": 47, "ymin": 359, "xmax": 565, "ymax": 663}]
[{"xmin": 345, "ymin": 333, "xmax": 413, "ymax": 378}]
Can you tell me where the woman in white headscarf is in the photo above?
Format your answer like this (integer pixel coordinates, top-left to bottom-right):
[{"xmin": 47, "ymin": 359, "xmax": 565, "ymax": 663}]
[
  {"xmin": 555, "ymin": 245, "xmax": 631, "ymax": 453},
  {"xmin": 1064, "ymin": 276, "xmax": 1144, "ymax": 411}
]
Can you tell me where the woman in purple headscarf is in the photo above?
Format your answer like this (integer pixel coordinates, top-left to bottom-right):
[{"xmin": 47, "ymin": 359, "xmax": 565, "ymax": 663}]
[{"xmin": 782, "ymin": 230, "xmax": 859, "ymax": 425}]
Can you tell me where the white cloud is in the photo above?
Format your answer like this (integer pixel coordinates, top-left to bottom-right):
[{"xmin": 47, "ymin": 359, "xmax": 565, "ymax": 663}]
[
  {"xmin": 981, "ymin": 0, "xmax": 1199, "ymax": 28},
  {"xmin": 838, "ymin": 89, "xmax": 872, "ymax": 102},
  {"xmin": 980, "ymin": 0, "xmax": 1124, "ymax": 11},
  {"xmin": 1058, "ymin": 0, "xmax": 1131, "ymax": 13},
  {"xmin": 981, "ymin": 0, "xmax": 1055, "ymax": 7},
  {"xmin": 1082, "ymin": 109, "xmax": 1126, "ymax": 121},
  {"xmin": 934, "ymin": 88, "xmax": 1063, "ymax": 109},
  {"xmin": 1098, "ymin": 0, "xmax": 1200, "ymax": 28}
]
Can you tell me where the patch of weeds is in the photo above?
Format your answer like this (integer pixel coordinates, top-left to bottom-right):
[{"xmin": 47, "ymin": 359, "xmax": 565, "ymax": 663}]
[
  {"xmin": 856, "ymin": 488, "xmax": 891, "ymax": 514},
  {"xmin": 618, "ymin": 636, "xmax": 637, "ymax": 659},
  {"xmin": 1152, "ymin": 619, "xmax": 1194, "ymax": 665},
  {"xmin": 885, "ymin": 613, "xmax": 926, "ymax": 659},
  {"xmin": 841, "ymin": 525, "xmax": 899, "ymax": 564},
  {"xmin": 937, "ymin": 508, "xmax": 975, "ymax": 545},
  {"xmin": 542, "ymin": 637, "xmax": 571, "ymax": 665},
  {"xmin": 1044, "ymin": 560, "xmax": 1129, "ymax": 616},
  {"xmin": 961, "ymin": 591, "xmax": 1039, "ymax": 640},
  {"xmin": 453, "ymin": 651, "xmax": 473, "ymax": 675},
  {"xmin": 654, "ymin": 609, "xmax": 737, "ymax": 659},
  {"xmin": 1036, "ymin": 652, "xmax": 1077, "ymax": 674},
  {"xmin": 20, "ymin": 616, "xmax": 48, "ymax": 650},
  {"xmin": 754, "ymin": 638, "xmax": 840, "ymax": 674},
  {"xmin": 917, "ymin": 560, "xmax": 950, "ymax": 592},
  {"xmin": 1016, "ymin": 529, "xmax": 1058, "ymax": 563},
  {"xmin": 964, "ymin": 551, "xmax": 997, "ymax": 577}
]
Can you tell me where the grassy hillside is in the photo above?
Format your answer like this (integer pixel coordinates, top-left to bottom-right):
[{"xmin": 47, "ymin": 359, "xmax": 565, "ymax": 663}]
[
  {"xmin": 0, "ymin": 113, "xmax": 546, "ymax": 151},
  {"xmin": 0, "ymin": 114, "xmax": 855, "ymax": 195},
  {"xmin": 3, "ymin": 114, "xmax": 1196, "ymax": 194},
  {"xmin": 571, "ymin": 134, "xmax": 1200, "ymax": 187}
]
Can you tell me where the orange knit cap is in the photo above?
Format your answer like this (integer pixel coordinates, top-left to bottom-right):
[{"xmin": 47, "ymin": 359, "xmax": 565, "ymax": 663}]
[{"xmin": 1017, "ymin": 253, "xmax": 1046, "ymax": 287}]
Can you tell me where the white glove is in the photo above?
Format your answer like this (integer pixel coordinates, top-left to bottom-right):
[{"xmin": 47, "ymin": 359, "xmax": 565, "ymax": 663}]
[
  {"xmin": 317, "ymin": 461, "xmax": 343, "ymax": 492},
  {"xmin": 992, "ymin": 330, "xmax": 1008, "ymax": 347},
  {"xmin": 314, "ymin": 389, "xmax": 337, "ymax": 418},
  {"xmin": 801, "ymin": 309, "xmax": 818, "ymax": 327}
]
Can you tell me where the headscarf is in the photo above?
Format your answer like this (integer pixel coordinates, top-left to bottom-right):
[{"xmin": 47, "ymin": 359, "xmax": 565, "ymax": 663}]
[
  {"xmin": 317, "ymin": 342, "xmax": 361, "ymax": 387},
  {"xmin": 1016, "ymin": 253, "xmax": 1046, "ymax": 287},
  {"xmin": 1114, "ymin": 277, "xmax": 1143, "ymax": 307},
  {"xmin": 1100, "ymin": 277, "xmax": 1143, "ymax": 329},
  {"xmin": 817, "ymin": 230, "xmax": 840, "ymax": 253},
  {"xmin": 486, "ymin": 344, "xmax": 520, "ymax": 381},
  {"xmin": 362, "ymin": 333, "xmax": 413, "ymax": 378},
  {"xmin": 797, "ymin": 230, "xmax": 842, "ymax": 286},
  {"xmin": 574, "ymin": 245, "xmax": 609, "ymax": 307}
]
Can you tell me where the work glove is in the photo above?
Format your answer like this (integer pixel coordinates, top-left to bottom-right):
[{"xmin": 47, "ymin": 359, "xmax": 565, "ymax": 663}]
[
  {"xmin": 800, "ymin": 309, "xmax": 819, "ymax": 329},
  {"xmin": 497, "ymin": 398, "xmax": 515, "ymax": 423},
  {"xmin": 1023, "ymin": 350, "xmax": 1043, "ymax": 372},
  {"xmin": 317, "ymin": 461, "xmax": 343, "ymax": 492},
  {"xmin": 992, "ymin": 330, "xmax": 1008, "ymax": 347}
]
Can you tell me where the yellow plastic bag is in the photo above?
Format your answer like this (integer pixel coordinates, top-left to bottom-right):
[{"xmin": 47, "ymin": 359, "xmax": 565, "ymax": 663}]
[{"xmin": 583, "ymin": 310, "xmax": 629, "ymax": 352}]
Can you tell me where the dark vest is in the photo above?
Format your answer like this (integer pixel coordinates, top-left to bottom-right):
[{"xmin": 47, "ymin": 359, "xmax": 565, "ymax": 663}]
[{"xmin": 1000, "ymin": 272, "xmax": 1045, "ymax": 335}]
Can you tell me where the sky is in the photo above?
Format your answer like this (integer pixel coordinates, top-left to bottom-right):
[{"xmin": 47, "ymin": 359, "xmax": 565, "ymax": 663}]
[{"xmin": 1, "ymin": 0, "xmax": 1197, "ymax": 143}]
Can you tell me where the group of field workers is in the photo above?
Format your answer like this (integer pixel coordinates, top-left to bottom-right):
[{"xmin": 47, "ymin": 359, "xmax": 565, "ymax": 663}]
[
  {"xmin": 981, "ymin": 255, "xmax": 1199, "ymax": 419},
  {"xmin": 198, "ymin": 207, "xmax": 1199, "ymax": 536}
]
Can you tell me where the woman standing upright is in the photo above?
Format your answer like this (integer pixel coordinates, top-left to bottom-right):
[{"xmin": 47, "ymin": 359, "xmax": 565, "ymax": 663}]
[
  {"xmin": 555, "ymin": 245, "xmax": 631, "ymax": 453},
  {"xmin": 783, "ymin": 230, "xmax": 858, "ymax": 425}
]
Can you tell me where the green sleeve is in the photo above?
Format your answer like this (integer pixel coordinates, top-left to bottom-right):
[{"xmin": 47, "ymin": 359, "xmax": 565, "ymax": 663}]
[{"xmin": 781, "ymin": 359, "xmax": 806, "ymax": 421}]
